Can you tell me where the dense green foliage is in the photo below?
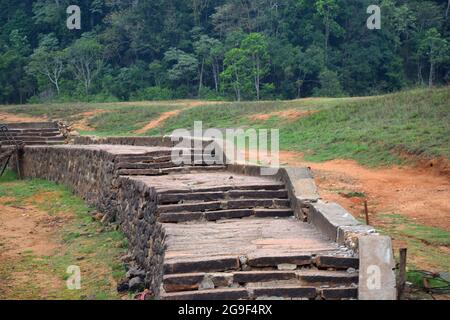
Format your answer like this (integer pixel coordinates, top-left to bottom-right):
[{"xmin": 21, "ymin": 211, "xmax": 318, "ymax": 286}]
[{"xmin": 0, "ymin": 0, "xmax": 449, "ymax": 103}]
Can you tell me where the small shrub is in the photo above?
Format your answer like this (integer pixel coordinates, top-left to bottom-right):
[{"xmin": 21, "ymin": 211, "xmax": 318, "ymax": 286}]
[{"xmin": 130, "ymin": 87, "xmax": 174, "ymax": 101}]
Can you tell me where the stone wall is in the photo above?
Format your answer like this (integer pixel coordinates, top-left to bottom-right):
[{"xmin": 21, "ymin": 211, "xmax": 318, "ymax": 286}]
[
  {"xmin": 115, "ymin": 176, "xmax": 166, "ymax": 295},
  {"xmin": 14, "ymin": 145, "xmax": 165, "ymax": 294}
]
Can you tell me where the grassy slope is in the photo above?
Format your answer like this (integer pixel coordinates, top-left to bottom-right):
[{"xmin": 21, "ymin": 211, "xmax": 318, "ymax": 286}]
[
  {"xmin": 148, "ymin": 88, "xmax": 450, "ymax": 166},
  {"xmin": 0, "ymin": 87, "xmax": 448, "ymax": 165},
  {"xmin": 0, "ymin": 171, "xmax": 127, "ymax": 300}
]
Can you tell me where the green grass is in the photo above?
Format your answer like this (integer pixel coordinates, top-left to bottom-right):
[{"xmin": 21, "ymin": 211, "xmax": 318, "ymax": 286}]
[
  {"xmin": 374, "ymin": 212, "xmax": 450, "ymax": 298},
  {"xmin": 86, "ymin": 105, "xmax": 175, "ymax": 136},
  {"xmin": 377, "ymin": 213, "xmax": 450, "ymax": 247},
  {"xmin": 376, "ymin": 213, "xmax": 450, "ymax": 273},
  {"xmin": 0, "ymin": 170, "xmax": 127, "ymax": 300},
  {"xmin": 149, "ymin": 87, "xmax": 449, "ymax": 166},
  {"xmin": 0, "ymin": 101, "xmax": 180, "ymax": 136},
  {"xmin": 145, "ymin": 97, "xmax": 351, "ymax": 134}
]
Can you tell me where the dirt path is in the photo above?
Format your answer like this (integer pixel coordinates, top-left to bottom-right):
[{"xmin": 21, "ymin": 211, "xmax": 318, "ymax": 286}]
[
  {"xmin": 277, "ymin": 151, "xmax": 450, "ymax": 232},
  {"xmin": 134, "ymin": 110, "xmax": 182, "ymax": 134},
  {"xmin": 0, "ymin": 199, "xmax": 68, "ymax": 298},
  {"xmin": 0, "ymin": 112, "xmax": 48, "ymax": 123},
  {"xmin": 133, "ymin": 100, "xmax": 226, "ymax": 134},
  {"xmin": 72, "ymin": 110, "xmax": 108, "ymax": 131},
  {"xmin": 248, "ymin": 109, "xmax": 318, "ymax": 121}
]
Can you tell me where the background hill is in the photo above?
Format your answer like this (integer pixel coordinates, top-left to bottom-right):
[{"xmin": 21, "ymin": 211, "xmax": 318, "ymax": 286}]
[{"xmin": 0, "ymin": 0, "xmax": 449, "ymax": 104}]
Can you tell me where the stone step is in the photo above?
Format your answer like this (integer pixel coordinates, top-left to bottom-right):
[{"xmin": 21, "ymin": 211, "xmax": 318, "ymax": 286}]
[
  {"xmin": 1, "ymin": 140, "xmax": 64, "ymax": 146},
  {"xmin": 250, "ymin": 285, "xmax": 317, "ymax": 299},
  {"xmin": 115, "ymin": 155, "xmax": 171, "ymax": 163},
  {"xmin": 0, "ymin": 135, "xmax": 65, "ymax": 141},
  {"xmin": 117, "ymin": 165, "xmax": 227, "ymax": 176},
  {"xmin": 115, "ymin": 154, "xmax": 210, "ymax": 164},
  {"xmin": 158, "ymin": 190, "xmax": 289, "ymax": 204},
  {"xmin": 162, "ymin": 270, "xmax": 358, "ymax": 296},
  {"xmin": 162, "ymin": 271, "xmax": 322, "ymax": 293},
  {"xmin": 116, "ymin": 161, "xmax": 215, "ymax": 170},
  {"xmin": 296, "ymin": 270, "xmax": 358, "ymax": 286},
  {"xmin": 314, "ymin": 256, "xmax": 359, "ymax": 270},
  {"xmin": 161, "ymin": 166, "xmax": 226, "ymax": 174},
  {"xmin": 160, "ymin": 288, "xmax": 249, "ymax": 300},
  {"xmin": 160, "ymin": 183, "xmax": 286, "ymax": 194},
  {"xmin": 160, "ymin": 285, "xmax": 330, "ymax": 300},
  {"xmin": 3, "ymin": 131, "xmax": 62, "ymax": 137},
  {"xmin": 164, "ymin": 256, "xmax": 240, "ymax": 275},
  {"xmin": 319, "ymin": 287, "xmax": 358, "ymax": 300},
  {"xmin": 157, "ymin": 199, "xmax": 291, "ymax": 214},
  {"xmin": 117, "ymin": 168, "xmax": 161, "ymax": 176},
  {"xmin": 247, "ymin": 253, "xmax": 312, "ymax": 268},
  {"xmin": 159, "ymin": 208, "xmax": 294, "ymax": 223},
  {"xmin": 115, "ymin": 161, "xmax": 178, "ymax": 170},
  {"xmin": 253, "ymin": 208, "xmax": 293, "ymax": 218},
  {"xmin": 1, "ymin": 122, "xmax": 58, "ymax": 130}
]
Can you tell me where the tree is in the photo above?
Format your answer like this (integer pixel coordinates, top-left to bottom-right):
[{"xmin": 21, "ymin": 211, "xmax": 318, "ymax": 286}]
[
  {"xmin": 314, "ymin": 68, "xmax": 344, "ymax": 97},
  {"xmin": 221, "ymin": 47, "xmax": 250, "ymax": 101},
  {"xmin": 164, "ymin": 48, "xmax": 199, "ymax": 88},
  {"xmin": 194, "ymin": 35, "xmax": 221, "ymax": 95},
  {"xmin": 241, "ymin": 33, "xmax": 270, "ymax": 100},
  {"xmin": 26, "ymin": 34, "xmax": 64, "ymax": 95},
  {"xmin": 148, "ymin": 60, "xmax": 165, "ymax": 87},
  {"xmin": 419, "ymin": 28, "xmax": 449, "ymax": 87},
  {"xmin": 209, "ymin": 40, "xmax": 224, "ymax": 93},
  {"xmin": 295, "ymin": 45, "xmax": 325, "ymax": 98},
  {"xmin": 65, "ymin": 37, "xmax": 104, "ymax": 94},
  {"xmin": 315, "ymin": 0, "xmax": 343, "ymax": 63}
]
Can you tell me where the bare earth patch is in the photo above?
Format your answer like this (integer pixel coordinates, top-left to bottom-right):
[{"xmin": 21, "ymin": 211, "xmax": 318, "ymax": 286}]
[
  {"xmin": 0, "ymin": 200, "xmax": 68, "ymax": 298},
  {"xmin": 133, "ymin": 100, "xmax": 224, "ymax": 134},
  {"xmin": 134, "ymin": 110, "xmax": 182, "ymax": 134},
  {"xmin": 248, "ymin": 109, "xmax": 317, "ymax": 121},
  {"xmin": 278, "ymin": 151, "xmax": 450, "ymax": 232},
  {"xmin": 0, "ymin": 112, "xmax": 48, "ymax": 123},
  {"xmin": 71, "ymin": 110, "xmax": 109, "ymax": 131}
]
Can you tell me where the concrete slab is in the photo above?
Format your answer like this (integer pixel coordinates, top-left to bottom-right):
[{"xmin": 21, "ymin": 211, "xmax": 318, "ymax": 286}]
[
  {"xmin": 358, "ymin": 235, "xmax": 396, "ymax": 300},
  {"xmin": 310, "ymin": 201, "xmax": 361, "ymax": 241}
]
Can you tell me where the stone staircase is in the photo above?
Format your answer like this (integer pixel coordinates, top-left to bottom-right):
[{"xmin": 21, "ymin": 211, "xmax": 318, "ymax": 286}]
[
  {"xmin": 0, "ymin": 122, "xmax": 65, "ymax": 146},
  {"xmin": 114, "ymin": 148, "xmax": 226, "ymax": 176},
  {"xmin": 147, "ymin": 171, "xmax": 359, "ymax": 300}
]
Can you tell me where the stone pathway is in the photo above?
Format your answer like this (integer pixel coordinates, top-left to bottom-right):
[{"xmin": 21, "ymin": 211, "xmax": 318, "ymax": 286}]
[
  {"xmin": 15, "ymin": 142, "xmax": 360, "ymax": 300},
  {"xmin": 101, "ymin": 148, "xmax": 359, "ymax": 300}
]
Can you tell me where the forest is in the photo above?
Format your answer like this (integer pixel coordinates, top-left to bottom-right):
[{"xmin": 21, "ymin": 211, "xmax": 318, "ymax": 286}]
[{"xmin": 0, "ymin": 0, "xmax": 449, "ymax": 104}]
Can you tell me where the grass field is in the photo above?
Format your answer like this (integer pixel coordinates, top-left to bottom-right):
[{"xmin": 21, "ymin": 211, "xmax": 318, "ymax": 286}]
[
  {"xmin": 1, "ymin": 87, "xmax": 448, "ymax": 166},
  {"xmin": 0, "ymin": 171, "xmax": 127, "ymax": 300}
]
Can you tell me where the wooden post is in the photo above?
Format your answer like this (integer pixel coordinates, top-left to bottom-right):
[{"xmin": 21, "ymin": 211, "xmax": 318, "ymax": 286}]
[
  {"xmin": 15, "ymin": 148, "xmax": 24, "ymax": 180},
  {"xmin": 364, "ymin": 200, "xmax": 370, "ymax": 225},
  {"xmin": 397, "ymin": 248, "xmax": 407, "ymax": 300}
]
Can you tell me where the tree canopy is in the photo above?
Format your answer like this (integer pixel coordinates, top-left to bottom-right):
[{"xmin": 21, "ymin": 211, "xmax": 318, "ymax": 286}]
[{"xmin": 0, "ymin": 0, "xmax": 449, "ymax": 103}]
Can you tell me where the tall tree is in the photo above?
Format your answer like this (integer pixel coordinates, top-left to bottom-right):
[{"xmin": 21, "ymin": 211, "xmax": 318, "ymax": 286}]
[
  {"xmin": 65, "ymin": 36, "xmax": 104, "ymax": 94},
  {"xmin": 419, "ymin": 28, "xmax": 449, "ymax": 87},
  {"xmin": 240, "ymin": 33, "xmax": 269, "ymax": 100}
]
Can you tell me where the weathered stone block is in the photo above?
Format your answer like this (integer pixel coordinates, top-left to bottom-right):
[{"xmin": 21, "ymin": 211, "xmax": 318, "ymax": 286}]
[
  {"xmin": 315, "ymin": 256, "xmax": 359, "ymax": 270},
  {"xmin": 310, "ymin": 201, "xmax": 361, "ymax": 241},
  {"xmin": 358, "ymin": 236, "xmax": 396, "ymax": 300},
  {"xmin": 247, "ymin": 253, "xmax": 312, "ymax": 267}
]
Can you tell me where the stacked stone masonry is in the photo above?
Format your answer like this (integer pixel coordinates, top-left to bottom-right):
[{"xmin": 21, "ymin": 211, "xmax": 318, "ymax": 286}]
[{"xmin": 6, "ymin": 136, "xmax": 395, "ymax": 300}]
